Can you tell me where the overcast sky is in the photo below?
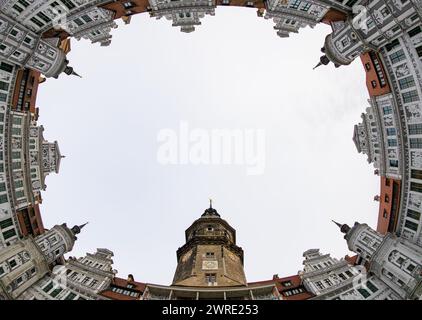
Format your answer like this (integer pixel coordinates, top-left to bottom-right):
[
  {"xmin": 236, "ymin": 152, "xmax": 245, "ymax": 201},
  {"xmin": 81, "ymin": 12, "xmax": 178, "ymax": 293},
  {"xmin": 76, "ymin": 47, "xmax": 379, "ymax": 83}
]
[{"xmin": 36, "ymin": 8, "xmax": 379, "ymax": 284}]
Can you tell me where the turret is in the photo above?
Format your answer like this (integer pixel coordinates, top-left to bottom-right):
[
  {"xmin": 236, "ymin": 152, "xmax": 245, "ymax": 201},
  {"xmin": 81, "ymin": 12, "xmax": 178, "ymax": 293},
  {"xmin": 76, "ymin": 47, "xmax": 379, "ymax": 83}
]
[{"xmin": 172, "ymin": 201, "xmax": 246, "ymax": 287}]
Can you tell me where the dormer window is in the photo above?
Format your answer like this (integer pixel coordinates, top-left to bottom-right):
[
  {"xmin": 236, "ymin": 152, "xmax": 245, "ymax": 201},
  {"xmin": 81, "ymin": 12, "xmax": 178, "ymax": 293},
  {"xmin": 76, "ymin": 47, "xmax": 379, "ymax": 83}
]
[
  {"xmin": 123, "ymin": 1, "xmax": 135, "ymax": 9},
  {"xmin": 207, "ymin": 225, "xmax": 214, "ymax": 231}
]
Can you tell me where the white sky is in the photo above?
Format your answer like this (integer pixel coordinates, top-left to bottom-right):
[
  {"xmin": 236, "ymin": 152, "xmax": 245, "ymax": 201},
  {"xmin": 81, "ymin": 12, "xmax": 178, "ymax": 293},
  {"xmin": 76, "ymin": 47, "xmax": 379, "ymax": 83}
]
[{"xmin": 36, "ymin": 8, "xmax": 379, "ymax": 284}]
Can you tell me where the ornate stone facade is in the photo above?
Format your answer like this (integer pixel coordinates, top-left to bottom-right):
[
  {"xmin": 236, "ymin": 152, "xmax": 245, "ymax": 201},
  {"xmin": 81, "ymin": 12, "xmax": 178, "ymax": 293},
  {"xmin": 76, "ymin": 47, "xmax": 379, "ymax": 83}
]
[{"xmin": 0, "ymin": 0, "xmax": 421, "ymax": 301}]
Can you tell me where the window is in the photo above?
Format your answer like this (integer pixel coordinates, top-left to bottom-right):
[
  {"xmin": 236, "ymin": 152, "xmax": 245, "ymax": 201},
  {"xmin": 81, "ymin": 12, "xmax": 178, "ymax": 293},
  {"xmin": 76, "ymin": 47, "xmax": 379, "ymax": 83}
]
[
  {"xmin": 345, "ymin": 270, "xmax": 353, "ymax": 278},
  {"xmin": 365, "ymin": 63, "xmax": 371, "ymax": 71},
  {"xmin": 73, "ymin": 18, "xmax": 84, "ymax": 27},
  {"xmin": 0, "ymin": 194, "xmax": 8, "ymax": 204},
  {"xmin": 0, "ymin": 218, "xmax": 13, "ymax": 229},
  {"xmin": 0, "ymin": 93, "xmax": 7, "ymax": 102},
  {"xmin": 405, "ymin": 219, "xmax": 418, "ymax": 231},
  {"xmin": 50, "ymin": 287, "xmax": 63, "ymax": 298},
  {"xmin": 289, "ymin": 0, "xmax": 301, "ymax": 9},
  {"xmin": 385, "ymin": 40, "xmax": 400, "ymax": 52},
  {"xmin": 205, "ymin": 273, "xmax": 217, "ymax": 285},
  {"xmin": 398, "ymin": 76, "xmax": 415, "ymax": 90},
  {"xmin": 324, "ymin": 278, "xmax": 333, "ymax": 286},
  {"xmin": 64, "ymin": 292, "xmax": 77, "ymax": 300},
  {"xmin": 357, "ymin": 288, "xmax": 371, "ymax": 298},
  {"xmin": 402, "ymin": 90, "xmax": 419, "ymax": 103},
  {"xmin": 408, "ymin": 26, "xmax": 421, "ymax": 38},
  {"xmin": 407, "ymin": 264, "xmax": 416, "ymax": 272},
  {"xmin": 61, "ymin": 0, "xmax": 76, "ymax": 10},
  {"xmin": 37, "ymin": 12, "xmax": 51, "ymax": 23},
  {"xmin": 389, "ymin": 160, "xmax": 399, "ymax": 168},
  {"xmin": 397, "ymin": 279, "xmax": 405, "ymax": 287},
  {"xmin": 315, "ymin": 281, "xmax": 324, "ymax": 290},
  {"xmin": 387, "ymin": 139, "xmax": 397, "ymax": 147},
  {"xmin": 409, "ymin": 124, "xmax": 422, "ymax": 135},
  {"xmin": 12, "ymin": 152, "xmax": 21, "ymax": 159},
  {"xmin": 366, "ymin": 281, "xmax": 378, "ymax": 293},
  {"xmin": 411, "ymin": 182, "xmax": 422, "ymax": 193},
  {"xmin": 410, "ymin": 138, "xmax": 422, "ymax": 149},
  {"xmin": 12, "ymin": 128, "xmax": 21, "ymax": 136},
  {"xmin": 383, "ymin": 106, "xmax": 393, "ymax": 115},
  {"xmin": 383, "ymin": 210, "xmax": 388, "ymax": 218},
  {"xmin": 412, "ymin": 169, "xmax": 422, "ymax": 180},
  {"xmin": 0, "ymin": 63, "xmax": 14, "ymax": 73},
  {"xmin": 123, "ymin": 2, "xmax": 136, "ymax": 9},
  {"xmin": 43, "ymin": 282, "xmax": 54, "ymax": 293},
  {"xmin": 0, "ymin": 81, "xmax": 9, "ymax": 91},
  {"xmin": 15, "ymin": 190, "xmax": 25, "ymax": 199},
  {"xmin": 81, "ymin": 15, "xmax": 93, "ymax": 23},
  {"xmin": 3, "ymin": 228, "xmax": 16, "ymax": 240},
  {"xmin": 90, "ymin": 279, "xmax": 99, "ymax": 288},
  {"xmin": 417, "ymin": 46, "xmax": 422, "ymax": 58},
  {"xmin": 281, "ymin": 280, "xmax": 292, "ymax": 287},
  {"xmin": 389, "ymin": 50, "xmax": 406, "ymax": 64},
  {"xmin": 386, "ymin": 128, "xmax": 396, "ymax": 136},
  {"xmin": 81, "ymin": 277, "xmax": 91, "ymax": 285},
  {"xmin": 380, "ymin": 6, "xmax": 390, "ymax": 17},
  {"xmin": 366, "ymin": 18, "xmax": 374, "ymax": 30},
  {"xmin": 407, "ymin": 209, "xmax": 421, "ymax": 220},
  {"xmin": 338, "ymin": 273, "xmax": 347, "ymax": 280},
  {"xmin": 30, "ymin": 17, "xmax": 44, "ymax": 28},
  {"xmin": 205, "ymin": 252, "xmax": 215, "ymax": 258}
]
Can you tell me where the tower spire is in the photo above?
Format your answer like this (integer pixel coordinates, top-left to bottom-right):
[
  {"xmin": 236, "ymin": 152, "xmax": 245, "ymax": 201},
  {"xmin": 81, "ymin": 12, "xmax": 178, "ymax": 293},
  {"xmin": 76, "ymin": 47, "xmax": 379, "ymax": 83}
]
[
  {"xmin": 332, "ymin": 220, "xmax": 351, "ymax": 234},
  {"xmin": 202, "ymin": 199, "xmax": 220, "ymax": 217},
  {"xmin": 71, "ymin": 222, "xmax": 88, "ymax": 235},
  {"xmin": 313, "ymin": 55, "xmax": 330, "ymax": 70},
  {"xmin": 63, "ymin": 66, "xmax": 82, "ymax": 78}
]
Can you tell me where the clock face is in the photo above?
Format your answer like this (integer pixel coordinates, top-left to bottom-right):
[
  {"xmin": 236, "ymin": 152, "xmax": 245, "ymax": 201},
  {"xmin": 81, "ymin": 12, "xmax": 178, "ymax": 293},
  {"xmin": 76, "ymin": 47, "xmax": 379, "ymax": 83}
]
[{"xmin": 202, "ymin": 260, "xmax": 218, "ymax": 270}]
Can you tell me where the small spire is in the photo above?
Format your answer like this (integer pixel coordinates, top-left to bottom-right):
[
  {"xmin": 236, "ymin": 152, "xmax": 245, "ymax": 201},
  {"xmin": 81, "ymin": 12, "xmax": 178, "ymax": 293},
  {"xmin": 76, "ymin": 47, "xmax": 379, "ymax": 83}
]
[
  {"xmin": 202, "ymin": 199, "xmax": 220, "ymax": 217},
  {"xmin": 313, "ymin": 62, "xmax": 323, "ymax": 70},
  {"xmin": 63, "ymin": 66, "xmax": 82, "ymax": 78},
  {"xmin": 332, "ymin": 220, "xmax": 351, "ymax": 234},
  {"xmin": 71, "ymin": 222, "xmax": 88, "ymax": 235},
  {"xmin": 313, "ymin": 55, "xmax": 330, "ymax": 70},
  {"xmin": 332, "ymin": 220, "xmax": 342, "ymax": 228}
]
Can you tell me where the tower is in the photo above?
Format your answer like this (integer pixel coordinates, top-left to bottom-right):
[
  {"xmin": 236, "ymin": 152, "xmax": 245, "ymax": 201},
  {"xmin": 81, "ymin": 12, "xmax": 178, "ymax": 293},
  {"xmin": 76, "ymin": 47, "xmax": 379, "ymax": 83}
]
[
  {"xmin": 0, "ymin": 222, "xmax": 84, "ymax": 299},
  {"xmin": 172, "ymin": 202, "xmax": 247, "ymax": 287},
  {"xmin": 335, "ymin": 221, "xmax": 422, "ymax": 299}
]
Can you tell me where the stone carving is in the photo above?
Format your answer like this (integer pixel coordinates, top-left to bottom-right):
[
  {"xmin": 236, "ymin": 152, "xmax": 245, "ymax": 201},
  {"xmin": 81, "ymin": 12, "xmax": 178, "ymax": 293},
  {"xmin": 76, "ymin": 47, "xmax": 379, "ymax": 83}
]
[
  {"xmin": 405, "ymin": 104, "xmax": 422, "ymax": 123},
  {"xmin": 395, "ymin": 63, "xmax": 410, "ymax": 78},
  {"xmin": 409, "ymin": 192, "xmax": 422, "ymax": 209},
  {"xmin": 388, "ymin": 149, "xmax": 398, "ymax": 159},
  {"xmin": 411, "ymin": 151, "xmax": 422, "ymax": 168}
]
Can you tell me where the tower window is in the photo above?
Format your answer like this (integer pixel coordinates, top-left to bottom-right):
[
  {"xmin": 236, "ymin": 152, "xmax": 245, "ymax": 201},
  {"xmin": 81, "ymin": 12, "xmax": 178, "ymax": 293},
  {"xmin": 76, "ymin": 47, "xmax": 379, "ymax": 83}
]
[
  {"xmin": 206, "ymin": 225, "xmax": 214, "ymax": 231},
  {"xmin": 205, "ymin": 273, "xmax": 217, "ymax": 285},
  {"xmin": 205, "ymin": 252, "xmax": 215, "ymax": 258}
]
